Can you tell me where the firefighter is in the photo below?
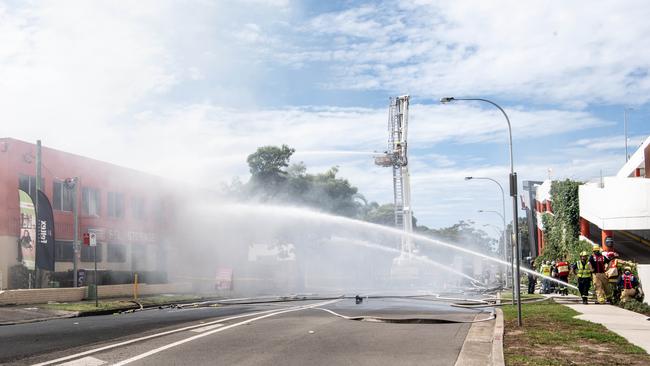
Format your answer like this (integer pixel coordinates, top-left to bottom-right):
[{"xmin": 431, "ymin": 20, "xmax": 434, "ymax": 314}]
[
  {"xmin": 548, "ymin": 261, "xmax": 557, "ymax": 293},
  {"xmin": 540, "ymin": 260, "xmax": 552, "ymax": 294},
  {"xmin": 604, "ymin": 237, "xmax": 622, "ymax": 303},
  {"xmin": 618, "ymin": 266, "xmax": 639, "ymax": 303},
  {"xmin": 527, "ymin": 258, "xmax": 537, "ymax": 294},
  {"xmin": 555, "ymin": 258, "xmax": 570, "ymax": 296},
  {"xmin": 589, "ymin": 244, "xmax": 610, "ymax": 304},
  {"xmin": 572, "ymin": 251, "xmax": 592, "ymax": 304}
]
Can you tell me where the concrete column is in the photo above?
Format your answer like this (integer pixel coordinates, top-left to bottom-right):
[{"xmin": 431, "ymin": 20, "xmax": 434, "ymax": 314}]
[
  {"xmin": 602, "ymin": 230, "xmax": 613, "ymax": 250},
  {"xmin": 580, "ymin": 218, "xmax": 590, "ymax": 237}
]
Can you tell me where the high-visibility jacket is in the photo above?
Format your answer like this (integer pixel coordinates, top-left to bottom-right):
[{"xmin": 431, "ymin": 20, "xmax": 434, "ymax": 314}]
[
  {"xmin": 575, "ymin": 261, "xmax": 592, "ymax": 278},
  {"xmin": 541, "ymin": 264, "xmax": 551, "ymax": 276},
  {"xmin": 556, "ymin": 261, "xmax": 570, "ymax": 276}
]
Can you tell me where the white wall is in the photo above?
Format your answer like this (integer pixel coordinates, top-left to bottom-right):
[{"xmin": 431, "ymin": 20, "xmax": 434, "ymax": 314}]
[
  {"xmin": 638, "ymin": 264, "xmax": 650, "ymax": 305},
  {"xmin": 579, "ymin": 177, "xmax": 650, "ymax": 230}
]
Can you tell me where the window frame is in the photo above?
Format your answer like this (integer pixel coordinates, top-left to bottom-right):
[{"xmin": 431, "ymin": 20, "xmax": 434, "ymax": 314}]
[
  {"xmin": 107, "ymin": 191, "xmax": 125, "ymax": 218},
  {"xmin": 82, "ymin": 187, "xmax": 101, "ymax": 217},
  {"xmin": 81, "ymin": 242, "xmax": 103, "ymax": 262},
  {"xmin": 52, "ymin": 180, "xmax": 74, "ymax": 212},
  {"xmin": 107, "ymin": 243, "xmax": 127, "ymax": 263},
  {"xmin": 54, "ymin": 240, "xmax": 74, "ymax": 262}
]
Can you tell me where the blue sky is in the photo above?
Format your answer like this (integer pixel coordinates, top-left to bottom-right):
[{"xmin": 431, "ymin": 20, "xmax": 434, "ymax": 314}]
[{"xmin": 1, "ymin": 0, "xmax": 649, "ymax": 233}]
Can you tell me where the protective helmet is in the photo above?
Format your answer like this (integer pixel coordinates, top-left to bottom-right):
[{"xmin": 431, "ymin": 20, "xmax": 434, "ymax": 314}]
[
  {"xmin": 551, "ymin": 261, "xmax": 556, "ymax": 265},
  {"xmin": 624, "ymin": 266, "xmax": 632, "ymax": 272},
  {"xmin": 592, "ymin": 244, "xmax": 601, "ymax": 252},
  {"xmin": 580, "ymin": 251, "xmax": 588, "ymax": 256},
  {"xmin": 545, "ymin": 260, "xmax": 550, "ymax": 265}
]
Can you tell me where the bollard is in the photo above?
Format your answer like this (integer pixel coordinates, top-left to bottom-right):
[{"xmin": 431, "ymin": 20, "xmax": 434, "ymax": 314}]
[{"xmin": 133, "ymin": 273, "xmax": 139, "ymax": 300}]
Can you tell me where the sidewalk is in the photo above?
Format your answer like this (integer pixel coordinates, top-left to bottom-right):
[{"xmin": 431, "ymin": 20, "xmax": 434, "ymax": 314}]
[
  {"xmin": 0, "ymin": 305, "xmax": 76, "ymax": 325},
  {"xmin": 547, "ymin": 294, "xmax": 650, "ymax": 353},
  {"xmin": 0, "ymin": 294, "xmax": 204, "ymax": 326}
]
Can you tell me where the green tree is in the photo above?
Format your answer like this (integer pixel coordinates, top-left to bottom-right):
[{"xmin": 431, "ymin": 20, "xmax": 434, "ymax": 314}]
[
  {"xmin": 537, "ymin": 179, "xmax": 588, "ymax": 265},
  {"xmin": 363, "ymin": 203, "xmax": 396, "ymax": 226},
  {"xmin": 246, "ymin": 144, "xmax": 295, "ymax": 196},
  {"xmin": 244, "ymin": 146, "xmax": 364, "ymax": 217}
]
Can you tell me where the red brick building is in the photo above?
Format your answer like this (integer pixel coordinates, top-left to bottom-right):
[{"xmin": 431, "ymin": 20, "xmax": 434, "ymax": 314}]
[{"xmin": 0, "ymin": 138, "xmax": 176, "ymax": 289}]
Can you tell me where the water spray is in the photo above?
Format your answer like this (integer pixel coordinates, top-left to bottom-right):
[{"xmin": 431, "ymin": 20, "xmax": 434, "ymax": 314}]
[
  {"xmin": 329, "ymin": 236, "xmax": 484, "ymax": 285},
  {"xmin": 213, "ymin": 203, "xmax": 578, "ymax": 291}
]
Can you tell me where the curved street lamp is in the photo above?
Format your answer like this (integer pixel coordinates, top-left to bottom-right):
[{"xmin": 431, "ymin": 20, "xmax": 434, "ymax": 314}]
[
  {"xmin": 442, "ymin": 96, "xmax": 523, "ymax": 326},
  {"xmin": 469, "ymin": 178, "xmax": 510, "ymax": 285}
]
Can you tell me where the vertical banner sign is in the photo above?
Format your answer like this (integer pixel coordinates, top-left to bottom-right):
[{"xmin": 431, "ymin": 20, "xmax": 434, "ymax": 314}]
[
  {"xmin": 36, "ymin": 190, "xmax": 56, "ymax": 271},
  {"xmin": 18, "ymin": 190, "xmax": 36, "ymax": 270}
]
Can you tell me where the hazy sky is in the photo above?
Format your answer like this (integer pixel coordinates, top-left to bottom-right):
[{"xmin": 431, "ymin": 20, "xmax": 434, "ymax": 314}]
[{"xmin": 2, "ymin": 0, "xmax": 649, "ymax": 231}]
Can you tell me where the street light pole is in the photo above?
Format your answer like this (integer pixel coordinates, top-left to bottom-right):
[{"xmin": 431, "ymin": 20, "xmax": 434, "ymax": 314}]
[
  {"xmin": 466, "ymin": 176, "xmax": 509, "ymax": 288},
  {"xmin": 478, "ymin": 208, "xmax": 514, "ymax": 303},
  {"xmin": 624, "ymin": 108, "xmax": 633, "ymax": 162},
  {"xmin": 65, "ymin": 178, "xmax": 79, "ymax": 287},
  {"xmin": 442, "ymin": 96, "xmax": 522, "ymax": 326}
]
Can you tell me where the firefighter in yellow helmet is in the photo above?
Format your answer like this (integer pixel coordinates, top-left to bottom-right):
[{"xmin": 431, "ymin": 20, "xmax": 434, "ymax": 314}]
[
  {"xmin": 572, "ymin": 251, "xmax": 593, "ymax": 304},
  {"xmin": 589, "ymin": 244, "xmax": 610, "ymax": 304}
]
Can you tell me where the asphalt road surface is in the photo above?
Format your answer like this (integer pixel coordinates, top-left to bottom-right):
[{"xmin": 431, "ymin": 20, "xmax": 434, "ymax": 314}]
[{"xmin": 1, "ymin": 296, "xmax": 492, "ymax": 365}]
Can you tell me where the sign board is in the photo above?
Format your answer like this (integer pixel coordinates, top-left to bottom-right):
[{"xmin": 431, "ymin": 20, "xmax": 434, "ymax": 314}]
[
  {"xmin": 83, "ymin": 232, "xmax": 90, "ymax": 246},
  {"xmin": 215, "ymin": 268, "xmax": 233, "ymax": 290},
  {"xmin": 78, "ymin": 269, "xmax": 86, "ymax": 287},
  {"xmin": 18, "ymin": 190, "xmax": 36, "ymax": 270},
  {"xmin": 89, "ymin": 232, "xmax": 97, "ymax": 247}
]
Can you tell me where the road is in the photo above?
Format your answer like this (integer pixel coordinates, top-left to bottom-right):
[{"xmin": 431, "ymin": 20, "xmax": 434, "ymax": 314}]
[{"xmin": 1, "ymin": 296, "xmax": 492, "ymax": 365}]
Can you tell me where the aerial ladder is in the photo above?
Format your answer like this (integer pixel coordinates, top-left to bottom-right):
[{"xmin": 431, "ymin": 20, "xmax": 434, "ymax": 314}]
[{"xmin": 374, "ymin": 96, "xmax": 415, "ymax": 259}]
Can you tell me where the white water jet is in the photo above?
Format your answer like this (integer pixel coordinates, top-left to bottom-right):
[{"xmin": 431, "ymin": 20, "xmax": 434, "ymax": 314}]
[
  {"xmin": 207, "ymin": 203, "xmax": 578, "ymax": 291},
  {"xmin": 328, "ymin": 236, "xmax": 482, "ymax": 284}
]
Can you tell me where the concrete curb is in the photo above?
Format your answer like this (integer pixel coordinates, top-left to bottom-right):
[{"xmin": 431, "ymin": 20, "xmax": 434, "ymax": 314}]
[
  {"xmin": 492, "ymin": 308, "xmax": 505, "ymax": 366},
  {"xmin": 454, "ymin": 311, "xmax": 500, "ymax": 366},
  {"xmin": 0, "ymin": 312, "xmax": 78, "ymax": 326},
  {"xmin": 0, "ymin": 298, "xmax": 210, "ymax": 326}
]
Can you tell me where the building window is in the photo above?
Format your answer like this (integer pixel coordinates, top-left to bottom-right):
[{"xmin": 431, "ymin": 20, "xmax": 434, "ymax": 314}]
[
  {"xmin": 152, "ymin": 199, "xmax": 165, "ymax": 223},
  {"xmin": 19, "ymin": 174, "xmax": 43, "ymax": 199},
  {"xmin": 131, "ymin": 244, "xmax": 147, "ymax": 271},
  {"xmin": 55, "ymin": 241, "xmax": 74, "ymax": 262},
  {"xmin": 82, "ymin": 187, "xmax": 101, "ymax": 216},
  {"xmin": 53, "ymin": 180, "xmax": 74, "ymax": 212},
  {"xmin": 131, "ymin": 196, "xmax": 146, "ymax": 220},
  {"xmin": 107, "ymin": 192, "xmax": 124, "ymax": 218},
  {"xmin": 107, "ymin": 243, "xmax": 127, "ymax": 263},
  {"xmin": 81, "ymin": 243, "xmax": 102, "ymax": 262}
]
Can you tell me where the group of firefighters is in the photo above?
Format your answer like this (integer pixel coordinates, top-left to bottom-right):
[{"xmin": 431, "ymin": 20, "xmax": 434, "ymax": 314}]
[{"xmin": 528, "ymin": 238, "xmax": 643, "ymax": 305}]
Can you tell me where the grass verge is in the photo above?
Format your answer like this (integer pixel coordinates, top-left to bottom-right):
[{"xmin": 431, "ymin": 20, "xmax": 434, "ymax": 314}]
[
  {"xmin": 502, "ymin": 299, "xmax": 650, "ymax": 365},
  {"xmin": 40, "ymin": 294, "xmax": 203, "ymax": 314},
  {"xmin": 500, "ymin": 292, "xmax": 544, "ymax": 301}
]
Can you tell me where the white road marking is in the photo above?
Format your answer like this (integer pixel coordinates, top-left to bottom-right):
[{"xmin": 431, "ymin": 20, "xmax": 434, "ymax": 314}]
[
  {"xmin": 112, "ymin": 299, "xmax": 341, "ymax": 366},
  {"xmin": 56, "ymin": 356, "xmax": 106, "ymax": 366},
  {"xmin": 190, "ymin": 323, "xmax": 224, "ymax": 333},
  {"xmin": 32, "ymin": 306, "xmax": 306, "ymax": 366}
]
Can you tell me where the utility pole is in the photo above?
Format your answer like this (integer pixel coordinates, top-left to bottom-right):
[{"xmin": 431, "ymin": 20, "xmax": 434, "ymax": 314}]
[
  {"xmin": 624, "ymin": 108, "xmax": 628, "ymax": 162},
  {"xmin": 67, "ymin": 178, "xmax": 80, "ymax": 287}
]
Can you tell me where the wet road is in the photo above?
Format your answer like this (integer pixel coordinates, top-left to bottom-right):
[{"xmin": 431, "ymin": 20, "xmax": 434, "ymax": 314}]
[{"xmin": 2, "ymin": 297, "xmax": 491, "ymax": 366}]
